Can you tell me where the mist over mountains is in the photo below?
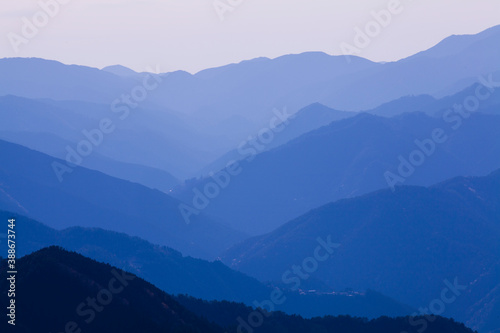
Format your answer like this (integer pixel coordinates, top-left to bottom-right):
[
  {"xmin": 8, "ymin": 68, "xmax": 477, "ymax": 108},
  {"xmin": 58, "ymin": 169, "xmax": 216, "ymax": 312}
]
[
  {"xmin": 1, "ymin": 24, "xmax": 500, "ymax": 179},
  {"xmin": 1, "ymin": 24, "xmax": 500, "ymax": 333},
  {"xmin": 175, "ymin": 111, "xmax": 500, "ymax": 234},
  {"xmin": 0, "ymin": 139, "xmax": 245, "ymax": 259}
]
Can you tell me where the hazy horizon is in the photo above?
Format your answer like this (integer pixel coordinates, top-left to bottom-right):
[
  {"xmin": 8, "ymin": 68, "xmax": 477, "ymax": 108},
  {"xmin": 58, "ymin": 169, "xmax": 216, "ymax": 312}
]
[
  {"xmin": 3, "ymin": 22, "xmax": 500, "ymax": 75},
  {"xmin": 2, "ymin": 0, "xmax": 500, "ymax": 73}
]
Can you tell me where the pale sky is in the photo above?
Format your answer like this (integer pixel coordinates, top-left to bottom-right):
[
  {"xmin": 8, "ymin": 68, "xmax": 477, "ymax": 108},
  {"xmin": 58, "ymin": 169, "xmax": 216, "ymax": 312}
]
[{"xmin": 1, "ymin": 0, "xmax": 499, "ymax": 73}]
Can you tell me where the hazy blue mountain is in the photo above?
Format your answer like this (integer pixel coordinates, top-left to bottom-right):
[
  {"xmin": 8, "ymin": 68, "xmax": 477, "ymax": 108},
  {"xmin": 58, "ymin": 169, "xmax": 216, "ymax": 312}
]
[
  {"xmin": 150, "ymin": 25, "xmax": 500, "ymax": 123},
  {"xmin": 0, "ymin": 130, "xmax": 179, "ymax": 192},
  {"xmin": 407, "ymin": 25, "xmax": 500, "ymax": 61},
  {"xmin": 0, "ymin": 55, "xmax": 374, "ymax": 147},
  {"xmin": 365, "ymin": 79, "xmax": 500, "ymax": 118},
  {"xmin": 101, "ymin": 64, "xmax": 139, "ymax": 77},
  {"xmin": 0, "ymin": 247, "xmax": 474, "ymax": 333},
  {"xmin": 222, "ymin": 170, "xmax": 500, "ymax": 333},
  {"xmin": 0, "ymin": 94, "xmax": 234, "ymax": 178},
  {"xmin": 319, "ymin": 24, "xmax": 500, "ymax": 110},
  {"xmin": 0, "ymin": 57, "xmax": 138, "ymax": 104},
  {"xmin": 197, "ymin": 103, "xmax": 355, "ymax": 176},
  {"xmin": 201, "ymin": 78, "xmax": 500, "ymax": 178},
  {"xmin": 268, "ymin": 103, "xmax": 355, "ymax": 147},
  {"xmin": 174, "ymin": 112, "xmax": 500, "ymax": 234},
  {"xmin": 366, "ymin": 95, "xmax": 438, "ymax": 117},
  {"xmin": 1, "ymin": 26, "xmax": 499, "ymax": 168},
  {"xmin": 434, "ymin": 77, "xmax": 500, "ymax": 116},
  {"xmin": 1, "ymin": 210, "xmax": 415, "ymax": 319},
  {"xmin": 2, "ymin": 210, "xmax": 270, "ymax": 303},
  {"xmin": 0, "ymin": 139, "xmax": 245, "ymax": 259},
  {"xmin": 153, "ymin": 52, "xmax": 376, "ymax": 123},
  {"xmin": 3, "ymin": 24, "xmax": 499, "ymax": 124}
]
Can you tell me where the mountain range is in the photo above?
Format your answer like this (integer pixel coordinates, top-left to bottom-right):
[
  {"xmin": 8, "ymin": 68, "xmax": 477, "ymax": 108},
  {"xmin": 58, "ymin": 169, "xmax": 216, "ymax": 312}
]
[
  {"xmin": 222, "ymin": 170, "xmax": 500, "ymax": 333},
  {"xmin": 0, "ymin": 210, "xmax": 414, "ymax": 319},
  {"xmin": 1, "ymin": 24, "xmax": 500, "ymax": 333},
  {"xmin": 175, "ymin": 111, "xmax": 500, "ymax": 234},
  {"xmin": 0, "ymin": 139, "xmax": 244, "ymax": 259},
  {"xmin": 1, "ymin": 25, "xmax": 500, "ymax": 181}
]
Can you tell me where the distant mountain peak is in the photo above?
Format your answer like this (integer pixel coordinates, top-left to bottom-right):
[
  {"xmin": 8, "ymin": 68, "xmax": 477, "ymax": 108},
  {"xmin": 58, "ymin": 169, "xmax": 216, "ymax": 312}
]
[{"xmin": 101, "ymin": 64, "xmax": 138, "ymax": 77}]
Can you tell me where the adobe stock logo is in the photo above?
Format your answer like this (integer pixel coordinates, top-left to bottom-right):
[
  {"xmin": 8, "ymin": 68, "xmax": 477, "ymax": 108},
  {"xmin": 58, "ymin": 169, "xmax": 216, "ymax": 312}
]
[
  {"xmin": 213, "ymin": 0, "xmax": 244, "ymax": 21},
  {"xmin": 7, "ymin": 0, "xmax": 72, "ymax": 54}
]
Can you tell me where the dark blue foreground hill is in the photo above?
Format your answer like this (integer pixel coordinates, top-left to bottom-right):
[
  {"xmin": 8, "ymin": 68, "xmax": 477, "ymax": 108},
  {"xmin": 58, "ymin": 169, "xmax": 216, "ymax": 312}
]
[{"xmin": 0, "ymin": 247, "xmax": 476, "ymax": 333}]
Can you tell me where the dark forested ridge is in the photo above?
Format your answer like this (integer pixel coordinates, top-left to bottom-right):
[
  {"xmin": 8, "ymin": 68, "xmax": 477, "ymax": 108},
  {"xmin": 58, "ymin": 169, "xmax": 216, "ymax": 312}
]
[{"xmin": 0, "ymin": 247, "xmax": 476, "ymax": 333}]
